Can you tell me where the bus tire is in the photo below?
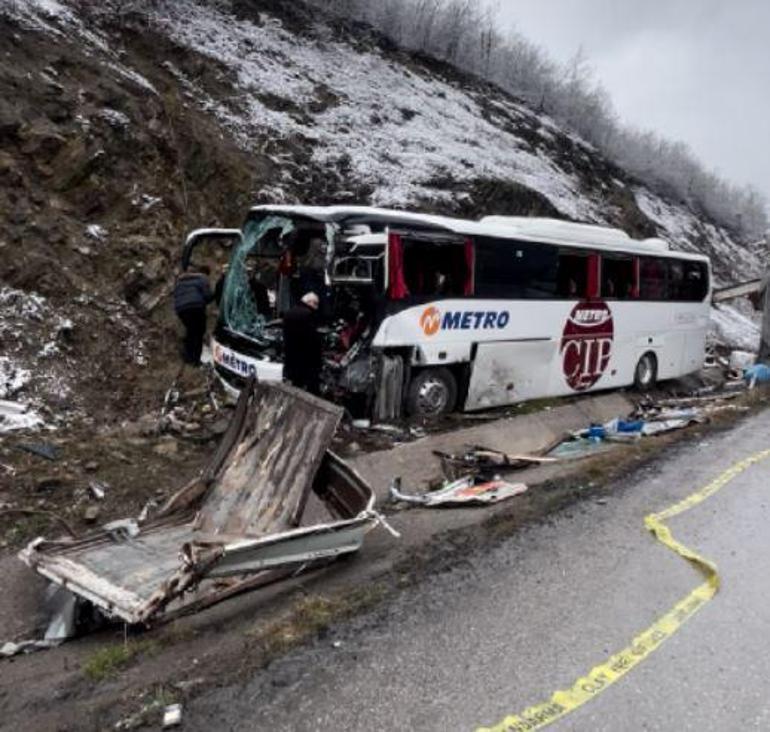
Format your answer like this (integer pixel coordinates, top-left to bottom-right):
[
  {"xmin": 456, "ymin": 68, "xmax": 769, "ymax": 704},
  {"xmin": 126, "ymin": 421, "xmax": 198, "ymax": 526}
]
[
  {"xmin": 633, "ymin": 352, "xmax": 657, "ymax": 391},
  {"xmin": 406, "ymin": 368, "xmax": 457, "ymax": 418}
]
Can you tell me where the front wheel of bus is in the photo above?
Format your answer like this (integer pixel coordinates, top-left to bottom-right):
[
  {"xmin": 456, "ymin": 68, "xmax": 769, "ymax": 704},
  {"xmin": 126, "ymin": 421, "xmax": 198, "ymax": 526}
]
[
  {"xmin": 634, "ymin": 352, "xmax": 657, "ymax": 391},
  {"xmin": 406, "ymin": 368, "xmax": 457, "ymax": 418}
]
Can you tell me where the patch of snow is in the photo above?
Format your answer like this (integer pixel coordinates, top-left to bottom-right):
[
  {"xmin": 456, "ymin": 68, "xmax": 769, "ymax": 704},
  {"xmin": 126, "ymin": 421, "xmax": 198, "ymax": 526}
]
[
  {"xmin": 85, "ymin": 224, "xmax": 107, "ymax": 241},
  {"xmin": 99, "ymin": 107, "xmax": 131, "ymax": 128},
  {"xmin": 4, "ymin": 1, "xmax": 158, "ymax": 95},
  {"xmin": 635, "ymin": 188, "xmax": 758, "ymax": 280},
  {"xmin": 710, "ymin": 304, "xmax": 760, "ymax": 352},
  {"xmin": 0, "ymin": 356, "xmax": 31, "ymax": 399},
  {"xmin": 39, "ymin": 341, "xmax": 59, "ymax": 358},
  {"xmin": 103, "ymin": 61, "xmax": 158, "ymax": 95},
  {"xmin": 0, "ymin": 400, "xmax": 44, "ymax": 434},
  {"xmin": 131, "ymin": 193, "xmax": 163, "ymax": 212},
  {"xmin": 151, "ymin": 0, "xmax": 604, "ymax": 220},
  {"xmin": 0, "ymin": 287, "xmax": 46, "ymax": 326}
]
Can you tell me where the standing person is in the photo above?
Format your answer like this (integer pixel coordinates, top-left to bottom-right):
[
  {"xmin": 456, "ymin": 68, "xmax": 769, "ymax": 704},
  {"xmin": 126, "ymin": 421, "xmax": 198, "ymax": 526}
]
[
  {"xmin": 173, "ymin": 265, "xmax": 213, "ymax": 366},
  {"xmin": 282, "ymin": 292, "xmax": 323, "ymax": 395}
]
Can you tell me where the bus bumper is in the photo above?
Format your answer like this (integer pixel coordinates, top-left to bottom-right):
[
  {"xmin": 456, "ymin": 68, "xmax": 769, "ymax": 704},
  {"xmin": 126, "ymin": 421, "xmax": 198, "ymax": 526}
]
[{"xmin": 211, "ymin": 337, "xmax": 284, "ymax": 395}]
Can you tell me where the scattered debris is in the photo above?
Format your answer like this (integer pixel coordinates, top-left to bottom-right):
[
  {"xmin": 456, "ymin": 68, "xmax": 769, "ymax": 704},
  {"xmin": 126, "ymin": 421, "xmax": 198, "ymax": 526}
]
[
  {"xmin": 17, "ymin": 442, "xmax": 60, "ymax": 461},
  {"xmin": 162, "ymin": 704, "xmax": 183, "ymax": 728},
  {"xmin": 1, "ymin": 586, "xmax": 77, "ymax": 658},
  {"xmin": 88, "ymin": 480, "xmax": 108, "ymax": 500},
  {"xmin": 548, "ymin": 438, "xmax": 615, "ymax": 460},
  {"xmin": 137, "ymin": 499, "xmax": 158, "ymax": 523},
  {"xmin": 103, "ymin": 519, "xmax": 140, "ymax": 541},
  {"xmin": 390, "ymin": 475, "xmax": 528, "ymax": 507},
  {"xmin": 744, "ymin": 363, "xmax": 770, "ymax": 387},
  {"xmin": 434, "ymin": 446, "xmax": 555, "ymax": 480},
  {"xmin": 547, "ymin": 390, "xmax": 751, "ymax": 458},
  {"xmin": 83, "ymin": 505, "xmax": 101, "ymax": 523},
  {"xmin": 20, "ymin": 381, "xmax": 389, "ymax": 626},
  {"xmin": 1, "ymin": 638, "xmax": 61, "ymax": 658}
]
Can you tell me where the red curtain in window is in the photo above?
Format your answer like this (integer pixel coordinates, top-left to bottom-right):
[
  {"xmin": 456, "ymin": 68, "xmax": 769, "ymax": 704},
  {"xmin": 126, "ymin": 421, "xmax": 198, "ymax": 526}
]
[
  {"xmin": 631, "ymin": 257, "xmax": 641, "ymax": 298},
  {"xmin": 587, "ymin": 253, "xmax": 600, "ymax": 299},
  {"xmin": 387, "ymin": 233, "xmax": 409, "ymax": 300},
  {"xmin": 464, "ymin": 238, "xmax": 474, "ymax": 296}
]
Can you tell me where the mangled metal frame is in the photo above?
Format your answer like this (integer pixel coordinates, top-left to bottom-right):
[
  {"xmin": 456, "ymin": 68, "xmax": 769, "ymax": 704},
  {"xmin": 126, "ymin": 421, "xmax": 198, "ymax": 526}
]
[{"xmin": 20, "ymin": 380, "xmax": 383, "ymax": 626}]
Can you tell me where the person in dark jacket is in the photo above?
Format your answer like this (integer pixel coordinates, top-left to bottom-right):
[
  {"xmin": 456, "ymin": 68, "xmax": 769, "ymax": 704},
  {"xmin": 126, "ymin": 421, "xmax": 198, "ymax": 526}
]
[
  {"xmin": 173, "ymin": 266, "xmax": 213, "ymax": 365},
  {"xmin": 282, "ymin": 292, "xmax": 323, "ymax": 395}
]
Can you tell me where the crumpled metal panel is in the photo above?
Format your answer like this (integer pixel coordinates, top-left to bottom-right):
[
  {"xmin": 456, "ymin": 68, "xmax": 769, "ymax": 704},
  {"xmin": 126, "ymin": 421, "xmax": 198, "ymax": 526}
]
[
  {"xmin": 19, "ymin": 382, "xmax": 378, "ymax": 626},
  {"xmin": 196, "ymin": 382, "xmax": 343, "ymax": 537}
]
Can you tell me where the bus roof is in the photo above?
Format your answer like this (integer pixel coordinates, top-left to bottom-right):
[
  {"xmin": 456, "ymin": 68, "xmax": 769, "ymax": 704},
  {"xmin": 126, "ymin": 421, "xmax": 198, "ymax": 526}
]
[{"xmin": 249, "ymin": 205, "xmax": 710, "ymax": 262}]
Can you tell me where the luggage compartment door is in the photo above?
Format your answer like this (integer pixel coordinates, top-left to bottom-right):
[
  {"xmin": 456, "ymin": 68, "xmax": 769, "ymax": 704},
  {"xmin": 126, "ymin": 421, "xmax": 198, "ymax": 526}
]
[{"xmin": 465, "ymin": 339, "xmax": 555, "ymax": 411}]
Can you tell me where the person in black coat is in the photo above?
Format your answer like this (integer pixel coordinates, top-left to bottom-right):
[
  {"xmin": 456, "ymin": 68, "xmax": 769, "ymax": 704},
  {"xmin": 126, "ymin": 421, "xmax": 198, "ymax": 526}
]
[
  {"xmin": 173, "ymin": 266, "xmax": 214, "ymax": 365},
  {"xmin": 282, "ymin": 292, "xmax": 323, "ymax": 395}
]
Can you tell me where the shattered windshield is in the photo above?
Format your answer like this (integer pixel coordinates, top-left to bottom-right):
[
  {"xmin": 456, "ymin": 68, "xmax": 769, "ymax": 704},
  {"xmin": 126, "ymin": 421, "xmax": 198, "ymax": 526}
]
[{"xmin": 220, "ymin": 215, "xmax": 295, "ymax": 341}]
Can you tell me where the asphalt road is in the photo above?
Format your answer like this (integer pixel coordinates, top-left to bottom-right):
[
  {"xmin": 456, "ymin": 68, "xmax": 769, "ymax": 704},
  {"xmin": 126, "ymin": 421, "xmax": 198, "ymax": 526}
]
[{"xmin": 186, "ymin": 408, "xmax": 770, "ymax": 731}]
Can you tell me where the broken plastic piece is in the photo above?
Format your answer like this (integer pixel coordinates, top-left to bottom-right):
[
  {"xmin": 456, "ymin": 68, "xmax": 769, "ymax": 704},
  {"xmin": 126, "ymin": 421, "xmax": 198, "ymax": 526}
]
[
  {"xmin": 162, "ymin": 704, "xmax": 183, "ymax": 728},
  {"xmin": 389, "ymin": 475, "xmax": 527, "ymax": 507},
  {"xmin": 744, "ymin": 363, "xmax": 770, "ymax": 386}
]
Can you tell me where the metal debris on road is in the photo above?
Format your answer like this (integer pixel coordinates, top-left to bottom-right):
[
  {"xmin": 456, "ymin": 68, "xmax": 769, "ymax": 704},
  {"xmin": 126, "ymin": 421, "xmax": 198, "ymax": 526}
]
[
  {"xmin": 20, "ymin": 380, "xmax": 390, "ymax": 626},
  {"xmin": 389, "ymin": 475, "xmax": 528, "ymax": 507},
  {"xmin": 434, "ymin": 446, "xmax": 555, "ymax": 480}
]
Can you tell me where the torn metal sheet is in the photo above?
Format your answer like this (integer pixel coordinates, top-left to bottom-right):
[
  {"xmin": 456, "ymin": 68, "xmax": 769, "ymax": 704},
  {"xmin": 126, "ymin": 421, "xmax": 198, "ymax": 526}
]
[
  {"xmin": 20, "ymin": 381, "xmax": 384, "ymax": 625},
  {"xmin": 1, "ymin": 638, "xmax": 61, "ymax": 657},
  {"xmin": 434, "ymin": 446, "xmax": 555, "ymax": 480},
  {"xmin": 390, "ymin": 475, "xmax": 528, "ymax": 507}
]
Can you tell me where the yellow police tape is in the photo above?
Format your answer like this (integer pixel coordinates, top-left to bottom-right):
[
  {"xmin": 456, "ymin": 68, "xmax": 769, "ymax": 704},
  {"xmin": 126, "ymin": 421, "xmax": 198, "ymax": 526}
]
[{"xmin": 477, "ymin": 448, "xmax": 770, "ymax": 732}]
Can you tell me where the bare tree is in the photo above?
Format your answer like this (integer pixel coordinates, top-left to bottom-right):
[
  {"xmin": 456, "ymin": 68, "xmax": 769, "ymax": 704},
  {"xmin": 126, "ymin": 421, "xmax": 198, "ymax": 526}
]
[{"xmin": 302, "ymin": 0, "xmax": 767, "ymax": 238}]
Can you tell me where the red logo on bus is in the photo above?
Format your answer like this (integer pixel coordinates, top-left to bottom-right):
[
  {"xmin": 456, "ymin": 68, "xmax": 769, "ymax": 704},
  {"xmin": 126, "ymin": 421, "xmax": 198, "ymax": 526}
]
[
  {"xmin": 561, "ymin": 301, "xmax": 614, "ymax": 391},
  {"xmin": 420, "ymin": 306, "xmax": 441, "ymax": 337}
]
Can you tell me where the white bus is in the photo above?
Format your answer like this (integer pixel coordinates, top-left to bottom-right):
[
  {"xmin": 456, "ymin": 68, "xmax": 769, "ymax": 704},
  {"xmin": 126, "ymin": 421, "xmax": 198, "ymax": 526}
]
[{"xmin": 185, "ymin": 206, "xmax": 711, "ymax": 419}]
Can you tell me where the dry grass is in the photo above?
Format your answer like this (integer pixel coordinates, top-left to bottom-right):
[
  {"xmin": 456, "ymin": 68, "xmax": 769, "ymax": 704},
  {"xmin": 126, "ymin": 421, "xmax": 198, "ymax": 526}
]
[
  {"xmin": 83, "ymin": 639, "xmax": 160, "ymax": 682},
  {"xmin": 248, "ymin": 584, "xmax": 388, "ymax": 661}
]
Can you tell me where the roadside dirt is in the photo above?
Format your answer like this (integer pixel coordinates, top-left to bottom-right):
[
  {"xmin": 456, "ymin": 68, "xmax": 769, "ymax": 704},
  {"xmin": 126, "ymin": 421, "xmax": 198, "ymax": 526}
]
[{"xmin": 1, "ymin": 385, "xmax": 766, "ymax": 732}]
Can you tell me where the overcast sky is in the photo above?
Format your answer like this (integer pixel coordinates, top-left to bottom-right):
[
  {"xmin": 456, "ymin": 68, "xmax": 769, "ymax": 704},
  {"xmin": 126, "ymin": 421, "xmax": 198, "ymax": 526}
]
[{"xmin": 496, "ymin": 0, "xmax": 770, "ymax": 207}]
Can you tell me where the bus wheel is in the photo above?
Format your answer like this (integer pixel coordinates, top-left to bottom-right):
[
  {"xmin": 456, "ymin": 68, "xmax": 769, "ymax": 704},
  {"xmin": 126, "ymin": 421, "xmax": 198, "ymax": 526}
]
[
  {"xmin": 634, "ymin": 352, "xmax": 657, "ymax": 391},
  {"xmin": 406, "ymin": 368, "xmax": 457, "ymax": 418}
]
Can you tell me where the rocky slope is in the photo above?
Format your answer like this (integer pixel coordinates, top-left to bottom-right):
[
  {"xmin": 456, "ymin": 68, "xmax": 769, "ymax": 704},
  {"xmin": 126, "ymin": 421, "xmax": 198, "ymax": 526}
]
[{"xmin": 0, "ymin": 0, "xmax": 762, "ymax": 429}]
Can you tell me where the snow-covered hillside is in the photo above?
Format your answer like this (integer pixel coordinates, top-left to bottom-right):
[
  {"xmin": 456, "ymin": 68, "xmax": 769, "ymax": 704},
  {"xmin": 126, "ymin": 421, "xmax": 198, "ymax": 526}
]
[{"xmin": 0, "ymin": 0, "xmax": 762, "ymax": 427}]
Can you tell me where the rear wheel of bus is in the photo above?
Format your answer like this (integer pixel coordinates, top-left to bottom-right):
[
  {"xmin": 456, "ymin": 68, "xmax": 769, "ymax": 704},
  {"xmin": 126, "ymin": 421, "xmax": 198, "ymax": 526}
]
[
  {"xmin": 406, "ymin": 367, "xmax": 457, "ymax": 418},
  {"xmin": 634, "ymin": 352, "xmax": 657, "ymax": 391}
]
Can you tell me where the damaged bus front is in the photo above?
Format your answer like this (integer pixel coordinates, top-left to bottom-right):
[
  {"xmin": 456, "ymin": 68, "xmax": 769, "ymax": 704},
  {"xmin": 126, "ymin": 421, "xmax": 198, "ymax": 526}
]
[{"xmin": 204, "ymin": 206, "xmax": 461, "ymax": 421}]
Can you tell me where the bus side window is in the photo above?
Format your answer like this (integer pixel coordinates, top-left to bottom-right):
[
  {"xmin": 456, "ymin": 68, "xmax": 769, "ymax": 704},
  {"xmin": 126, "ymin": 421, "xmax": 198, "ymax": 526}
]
[
  {"xmin": 474, "ymin": 238, "xmax": 558, "ymax": 299},
  {"xmin": 601, "ymin": 256, "xmax": 635, "ymax": 299},
  {"xmin": 556, "ymin": 253, "xmax": 589, "ymax": 298},
  {"xmin": 402, "ymin": 240, "xmax": 469, "ymax": 298},
  {"xmin": 681, "ymin": 261, "xmax": 708, "ymax": 301},
  {"xmin": 667, "ymin": 260, "xmax": 685, "ymax": 300},
  {"xmin": 639, "ymin": 257, "xmax": 666, "ymax": 300}
]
